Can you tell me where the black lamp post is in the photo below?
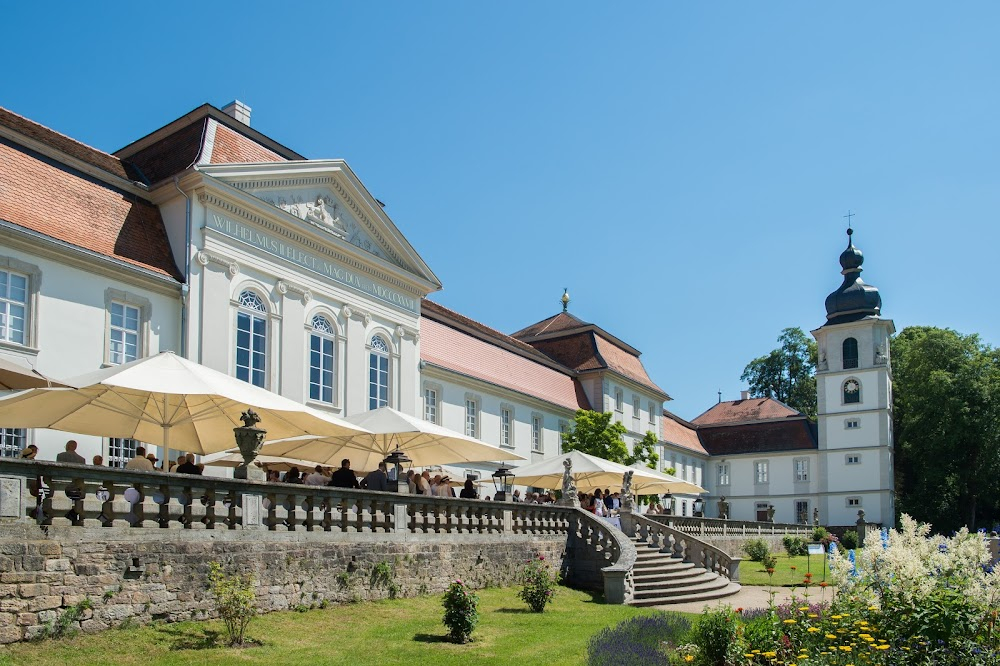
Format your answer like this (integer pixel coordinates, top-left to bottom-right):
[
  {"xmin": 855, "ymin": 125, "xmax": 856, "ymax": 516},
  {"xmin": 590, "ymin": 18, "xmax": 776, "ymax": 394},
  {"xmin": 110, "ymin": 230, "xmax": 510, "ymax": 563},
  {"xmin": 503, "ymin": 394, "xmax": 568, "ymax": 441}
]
[
  {"xmin": 491, "ymin": 463, "xmax": 515, "ymax": 501},
  {"xmin": 664, "ymin": 492, "xmax": 673, "ymax": 515},
  {"xmin": 693, "ymin": 497, "xmax": 705, "ymax": 518},
  {"xmin": 383, "ymin": 447, "xmax": 412, "ymax": 494}
]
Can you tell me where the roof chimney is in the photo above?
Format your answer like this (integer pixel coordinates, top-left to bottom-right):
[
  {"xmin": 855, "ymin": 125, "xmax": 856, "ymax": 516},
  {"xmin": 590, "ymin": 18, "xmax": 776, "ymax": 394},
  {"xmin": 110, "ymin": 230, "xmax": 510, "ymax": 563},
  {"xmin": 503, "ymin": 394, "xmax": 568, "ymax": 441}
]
[
  {"xmin": 740, "ymin": 390, "xmax": 750, "ymax": 401},
  {"xmin": 222, "ymin": 100, "xmax": 252, "ymax": 126}
]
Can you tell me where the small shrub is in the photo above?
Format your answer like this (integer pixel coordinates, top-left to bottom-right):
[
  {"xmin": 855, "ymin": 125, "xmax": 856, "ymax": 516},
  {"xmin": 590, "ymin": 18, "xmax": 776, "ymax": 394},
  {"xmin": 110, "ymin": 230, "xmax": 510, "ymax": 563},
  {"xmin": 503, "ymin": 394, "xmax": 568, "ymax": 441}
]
[
  {"xmin": 335, "ymin": 571, "xmax": 351, "ymax": 588},
  {"xmin": 40, "ymin": 598, "xmax": 92, "ymax": 640},
  {"xmin": 586, "ymin": 612, "xmax": 691, "ymax": 666},
  {"xmin": 691, "ymin": 606, "xmax": 740, "ymax": 666},
  {"xmin": 370, "ymin": 560, "xmax": 401, "ymax": 599},
  {"xmin": 841, "ymin": 529, "xmax": 859, "ymax": 550},
  {"xmin": 761, "ymin": 552, "xmax": 778, "ymax": 572},
  {"xmin": 518, "ymin": 555, "xmax": 560, "ymax": 613},
  {"xmin": 742, "ymin": 538, "xmax": 770, "ymax": 562},
  {"xmin": 207, "ymin": 561, "xmax": 257, "ymax": 647},
  {"xmin": 782, "ymin": 535, "xmax": 808, "ymax": 557},
  {"xmin": 442, "ymin": 579, "xmax": 478, "ymax": 643},
  {"xmin": 812, "ymin": 525, "xmax": 829, "ymax": 542}
]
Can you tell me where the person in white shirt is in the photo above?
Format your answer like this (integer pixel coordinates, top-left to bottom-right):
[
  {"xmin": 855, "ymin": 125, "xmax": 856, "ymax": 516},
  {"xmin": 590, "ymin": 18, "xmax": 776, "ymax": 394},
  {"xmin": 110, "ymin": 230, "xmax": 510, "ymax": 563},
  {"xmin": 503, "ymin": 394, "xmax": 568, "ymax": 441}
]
[
  {"xmin": 304, "ymin": 466, "xmax": 329, "ymax": 486},
  {"xmin": 417, "ymin": 471, "xmax": 432, "ymax": 495},
  {"xmin": 435, "ymin": 477, "xmax": 453, "ymax": 498},
  {"xmin": 124, "ymin": 447, "xmax": 155, "ymax": 471}
]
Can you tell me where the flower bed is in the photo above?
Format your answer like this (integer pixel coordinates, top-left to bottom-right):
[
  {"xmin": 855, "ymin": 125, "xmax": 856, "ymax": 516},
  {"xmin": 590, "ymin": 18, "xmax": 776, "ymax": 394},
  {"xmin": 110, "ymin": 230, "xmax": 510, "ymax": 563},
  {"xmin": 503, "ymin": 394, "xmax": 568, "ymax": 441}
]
[{"xmin": 589, "ymin": 515, "xmax": 1000, "ymax": 665}]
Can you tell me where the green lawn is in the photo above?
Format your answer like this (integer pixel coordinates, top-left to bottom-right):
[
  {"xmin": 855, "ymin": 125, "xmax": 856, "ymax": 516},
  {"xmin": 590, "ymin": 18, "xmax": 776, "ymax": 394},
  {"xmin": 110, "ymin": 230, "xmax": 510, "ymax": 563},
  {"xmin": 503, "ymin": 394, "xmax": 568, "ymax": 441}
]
[
  {"xmin": 739, "ymin": 552, "xmax": 835, "ymax": 586},
  {"xmin": 0, "ymin": 587, "xmax": 667, "ymax": 666}
]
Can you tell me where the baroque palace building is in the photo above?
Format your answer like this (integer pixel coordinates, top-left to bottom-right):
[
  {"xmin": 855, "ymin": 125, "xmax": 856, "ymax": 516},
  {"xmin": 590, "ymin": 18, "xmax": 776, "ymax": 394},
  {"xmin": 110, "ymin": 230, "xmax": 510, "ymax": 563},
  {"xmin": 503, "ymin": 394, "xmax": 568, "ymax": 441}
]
[{"xmin": 0, "ymin": 101, "xmax": 893, "ymax": 527}]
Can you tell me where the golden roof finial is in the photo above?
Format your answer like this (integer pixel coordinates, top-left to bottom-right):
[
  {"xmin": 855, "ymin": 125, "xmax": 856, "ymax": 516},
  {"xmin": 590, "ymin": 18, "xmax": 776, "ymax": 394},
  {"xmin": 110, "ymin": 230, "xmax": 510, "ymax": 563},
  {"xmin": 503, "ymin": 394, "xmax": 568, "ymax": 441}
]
[{"xmin": 561, "ymin": 288, "xmax": 570, "ymax": 312}]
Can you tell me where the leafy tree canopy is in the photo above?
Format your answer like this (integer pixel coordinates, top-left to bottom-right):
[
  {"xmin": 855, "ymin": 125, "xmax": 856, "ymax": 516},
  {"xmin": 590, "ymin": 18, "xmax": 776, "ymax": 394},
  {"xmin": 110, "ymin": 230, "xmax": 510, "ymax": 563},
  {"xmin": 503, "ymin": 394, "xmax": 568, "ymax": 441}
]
[
  {"xmin": 892, "ymin": 326, "xmax": 1000, "ymax": 532},
  {"xmin": 740, "ymin": 327, "xmax": 817, "ymax": 419},
  {"xmin": 561, "ymin": 410, "xmax": 659, "ymax": 469}
]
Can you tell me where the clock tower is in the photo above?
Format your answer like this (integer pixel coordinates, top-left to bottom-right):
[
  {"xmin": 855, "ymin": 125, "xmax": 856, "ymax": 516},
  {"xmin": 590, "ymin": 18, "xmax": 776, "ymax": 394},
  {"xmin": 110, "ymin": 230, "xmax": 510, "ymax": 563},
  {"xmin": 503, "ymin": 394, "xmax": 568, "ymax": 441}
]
[{"xmin": 811, "ymin": 228, "xmax": 895, "ymax": 528}]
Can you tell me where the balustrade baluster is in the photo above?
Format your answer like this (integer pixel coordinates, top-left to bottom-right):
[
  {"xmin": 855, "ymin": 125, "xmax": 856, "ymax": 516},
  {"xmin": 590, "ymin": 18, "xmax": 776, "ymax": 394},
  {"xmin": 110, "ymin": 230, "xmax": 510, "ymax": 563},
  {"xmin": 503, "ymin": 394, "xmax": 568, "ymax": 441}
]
[{"xmin": 201, "ymin": 488, "xmax": 216, "ymax": 529}]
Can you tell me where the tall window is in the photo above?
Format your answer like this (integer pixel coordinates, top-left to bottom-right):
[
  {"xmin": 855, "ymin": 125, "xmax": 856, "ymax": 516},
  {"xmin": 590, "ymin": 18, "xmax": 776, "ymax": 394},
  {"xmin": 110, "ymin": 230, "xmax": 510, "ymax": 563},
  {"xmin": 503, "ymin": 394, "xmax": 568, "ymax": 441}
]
[
  {"xmin": 108, "ymin": 301, "xmax": 140, "ymax": 365},
  {"xmin": 843, "ymin": 378, "xmax": 861, "ymax": 404},
  {"xmin": 532, "ymin": 416, "xmax": 543, "ymax": 452},
  {"xmin": 500, "ymin": 408, "xmax": 512, "ymax": 448},
  {"xmin": 108, "ymin": 438, "xmax": 139, "ymax": 468},
  {"xmin": 795, "ymin": 500, "xmax": 809, "ymax": 524},
  {"xmin": 717, "ymin": 463, "xmax": 730, "ymax": 485},
  {"xmin": 794, "ymin": 458, "xmax": 809, "ymax": 482},
  {"xmin": 648, "ymin": 401, "xmax": 655, "ymax": 425},
  {"xmin": 235, "ymin": 290, "xmax": 267, "ymax": 387},
  {"xmin": 614, "ymin": 389, "xmax": 623, "ymax": 412},
  {"xmin": 632, "ymin": 396, "xmax": 641, "ymax": 420},
  {"xmin": 465, "ymin": 399, "xmax": 477, "ymax": 438},
  {"xmin": 0, "ymin": 269, "xmax": 28, "ymax": 345},
  {"xmin": 0, "ymin": 428, "xmax": 27, "ymax": 458},
  {"xmin": 368, "ymin": 335, "xmax": 390, "ymax": 409},
  {"xmin": 424, "ymin": 387, "xmax": 438, "ymax": 423},
  {"xmin": 308, "ymin": 315, "xmax": 336, "ymax": 404},
  {"xmin": 843, "ymin": 337, "xmax": 859, "ymax": 369},
  {"xmin": 755, "ymin": 461, "xmax": 769, "ymax": 484},
  {"xmin": 558, "ymin": 421, "xmax": 569, "ymax": 454}
]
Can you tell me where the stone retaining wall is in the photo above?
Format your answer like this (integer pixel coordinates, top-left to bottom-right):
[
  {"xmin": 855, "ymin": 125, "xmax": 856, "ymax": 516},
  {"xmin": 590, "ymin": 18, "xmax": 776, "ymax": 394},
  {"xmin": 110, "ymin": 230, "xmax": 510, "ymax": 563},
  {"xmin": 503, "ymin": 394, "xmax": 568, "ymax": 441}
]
[{"xmin": 0, "ymin": 524, "xmax": 565, "ymax": 643}]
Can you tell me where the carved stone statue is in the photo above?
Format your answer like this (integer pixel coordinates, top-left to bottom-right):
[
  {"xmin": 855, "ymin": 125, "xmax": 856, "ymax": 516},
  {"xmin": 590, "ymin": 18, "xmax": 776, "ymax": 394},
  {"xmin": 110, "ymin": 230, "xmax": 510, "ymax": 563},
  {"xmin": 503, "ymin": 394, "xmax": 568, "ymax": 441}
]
[
  {"xmin": 305, "ymin": 196, "xmax": 348, "ymax": 236},
  {"xmin": 717, "ymin": 495, "xmax": 729, "ymax": 520},
  {"xmin": 766, "ymin": 505, "xmax": 776, "ymax": 523},
  {"xmin": 556, "ymin": 458, "xmax": 580, "ymax": 508},
  {"xmin": 813, "ymin": 507, "xmax": 820, "ymax": 526},
  {"xmin": 620, "ymin": 470, "xmax": 634, "ymax": 512}
]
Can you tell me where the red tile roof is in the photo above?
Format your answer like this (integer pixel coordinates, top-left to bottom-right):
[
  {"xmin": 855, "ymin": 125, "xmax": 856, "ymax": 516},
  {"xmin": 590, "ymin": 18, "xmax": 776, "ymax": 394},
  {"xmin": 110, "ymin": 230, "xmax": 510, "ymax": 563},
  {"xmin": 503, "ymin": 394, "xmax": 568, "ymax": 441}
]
[
  {"xmin": 0, "ymin": 107, "xmax": 133, "ymax": 181},
  {"xmin": 691, "ymin": 397, "xmax": 800, "ymax": 426},
  {"xmin": 661, "ymin": 411, "xmax": 707, "ymax": 455},
  {"xmin": 697, "ymin": 419, "xmax": 818, "ymax": 456},
  {"xmin": 511, "ymin": 311, "xmax": 586, "ymax": 338},
  {"xmin": 420, "ymin": 313, "xmax": 589, "ymax": 412},
  {"xmin": 422, "ymin": 300, "xmax": 559, "ymax": 363},
  {"xmin": 0, "ymin": 139, "xmax": 182, "ymax": 281},
  {"xmin": 210, "ymin": 123, "xmax": 285, "ymax": 164}
]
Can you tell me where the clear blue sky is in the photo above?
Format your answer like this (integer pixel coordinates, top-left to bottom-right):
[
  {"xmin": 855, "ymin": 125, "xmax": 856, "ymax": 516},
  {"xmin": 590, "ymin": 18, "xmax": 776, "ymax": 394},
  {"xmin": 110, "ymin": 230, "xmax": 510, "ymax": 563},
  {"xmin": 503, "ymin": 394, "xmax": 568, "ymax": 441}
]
[{"xmin": 3, "ymin": 2, "xmax": 997, "ymax": 419}]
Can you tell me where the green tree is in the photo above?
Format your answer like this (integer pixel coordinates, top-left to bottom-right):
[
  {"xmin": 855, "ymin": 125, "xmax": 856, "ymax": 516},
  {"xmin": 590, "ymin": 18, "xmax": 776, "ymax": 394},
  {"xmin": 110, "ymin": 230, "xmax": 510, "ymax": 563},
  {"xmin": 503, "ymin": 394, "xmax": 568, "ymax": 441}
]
[
  {"xmin": 892, "ymin": 326, "xmax": 1000, "ymax": 531},
  {"xmin": 560, "ymin": 410, "xmax": 659, "ymax": 469},
  {"xmin": 740, "ymin": 327, "xmax": 818, "ymax": 419}
]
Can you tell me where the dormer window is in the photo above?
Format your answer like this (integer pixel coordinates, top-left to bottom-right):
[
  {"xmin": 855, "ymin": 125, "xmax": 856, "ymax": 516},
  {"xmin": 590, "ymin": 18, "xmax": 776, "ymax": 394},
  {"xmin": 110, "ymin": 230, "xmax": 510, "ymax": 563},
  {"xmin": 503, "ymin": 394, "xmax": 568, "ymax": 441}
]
[{"xmin": 843, "ymin": 337, "xmax": 859, "ymax": 369}]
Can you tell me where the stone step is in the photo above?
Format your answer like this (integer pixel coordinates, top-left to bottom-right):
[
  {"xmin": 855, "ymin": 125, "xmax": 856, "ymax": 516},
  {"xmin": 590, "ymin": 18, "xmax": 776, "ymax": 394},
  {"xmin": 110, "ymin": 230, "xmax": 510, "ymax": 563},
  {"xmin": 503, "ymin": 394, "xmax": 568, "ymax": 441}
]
[
  {"xmin": 633, "ymin": 566, "xmax": 708, "ymax": 583},
  {"xmin": 629, "ymin": 582, "xmax": 742, "ymax": 607},
  {"xmin": 632, "ymin": 573, "xmax": 730, "ymax": 599},
  {"xmin": 633, "ymin": 557, "xmax": 692, "ymax": 570}
]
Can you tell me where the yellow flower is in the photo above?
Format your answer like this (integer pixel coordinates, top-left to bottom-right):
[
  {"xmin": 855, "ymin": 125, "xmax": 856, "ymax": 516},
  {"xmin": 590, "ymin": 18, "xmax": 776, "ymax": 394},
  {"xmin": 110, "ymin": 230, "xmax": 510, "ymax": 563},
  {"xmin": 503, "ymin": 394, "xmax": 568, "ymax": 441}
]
[
  {"xmin": 798, "ymin": 606, "xmax": 809, "ymax": 611},
  {"xmin": 875, "ymin": 645, "xmax": 890, "ymax": 651},
  {"xmin": 826, "ymin": 634, "xmax": 837, "ymax": 639},
  {"xmin": 745, "ymin": 655, "xmax": 755, "ymax": 658},
  {"xmin": 808, "ymin": 627, "xmax": 820, "ymax": 633},
  {"xmin": 808, "ymin": 613, "xmax": 819, "ymax": 618},
  {"xmin": 784, "ymin": 619, "xmax": 797, "ymax": 624},
  {"xmin": 839, "ymin": 645, "xmax": 853, "ymax": 652},
  {"xmin": 684, "ymin": 657, "xmax": 694, "ymax": 663}
]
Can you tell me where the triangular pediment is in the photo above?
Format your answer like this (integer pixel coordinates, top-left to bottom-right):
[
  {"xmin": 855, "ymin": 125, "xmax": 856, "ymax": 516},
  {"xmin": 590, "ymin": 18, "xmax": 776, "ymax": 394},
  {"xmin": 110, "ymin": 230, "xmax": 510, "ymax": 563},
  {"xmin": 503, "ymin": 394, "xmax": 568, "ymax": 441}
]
[{"xmin": 197, "ymin": 161, "xmax": 441, "ymax": 291}]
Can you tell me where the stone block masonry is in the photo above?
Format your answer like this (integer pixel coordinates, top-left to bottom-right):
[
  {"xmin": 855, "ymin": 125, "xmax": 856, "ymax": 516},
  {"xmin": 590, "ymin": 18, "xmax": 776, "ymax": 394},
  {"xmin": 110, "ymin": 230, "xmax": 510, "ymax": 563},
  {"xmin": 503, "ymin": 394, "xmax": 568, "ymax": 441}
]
[{"xmin": 0, "ymin": 524, "xmax": 565, "ymax": 644}]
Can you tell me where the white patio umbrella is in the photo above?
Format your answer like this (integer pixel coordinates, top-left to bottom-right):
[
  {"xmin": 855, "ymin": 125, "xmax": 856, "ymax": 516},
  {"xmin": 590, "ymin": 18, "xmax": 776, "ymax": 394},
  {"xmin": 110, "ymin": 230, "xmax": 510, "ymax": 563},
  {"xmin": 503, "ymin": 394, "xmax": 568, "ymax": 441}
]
[
  {"xmin": 201, "ymin": 450, "xmax": 319, "ymax": 473},
  {"xmin": 510, "ymin": 450, "xmax": 706, "ymax": 496},
  {"xmin": 0, "ymin": 351, "xmax": 369, "ymax": 462},
  {"xmin": 261, "ymin": 406, "xmax": 526, "ymax": 471},
  {"xmin": 0, "ymin": 355, "xmax": 67, "ymax": 390}
]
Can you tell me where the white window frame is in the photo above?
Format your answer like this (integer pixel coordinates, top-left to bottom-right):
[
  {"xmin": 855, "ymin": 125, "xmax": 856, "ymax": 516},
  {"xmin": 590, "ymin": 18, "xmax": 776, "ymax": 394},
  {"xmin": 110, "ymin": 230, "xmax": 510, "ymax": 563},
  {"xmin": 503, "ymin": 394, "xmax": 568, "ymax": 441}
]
[
  {"xmin": 0, "ymin": 268, "xmax": 29, "ymax": 347},
  {"xmin": 717, "ymin": 463, "xmax": 730, "ymax": 486},
  {"xmin": 557, "ymin": 420, "xmax": 569, "ymax": 455},
  {"xmin": 307, "ymin": 314, "xmax": 337, "ymax": 405},
  {"xmin": 104, "ymin": 288, "xmax": 152, "ymax": 367},
  {"xmin": 368, "ymin": 334, "xmax": 391, "ymax": 409},
  {"xmin": 845, "ymin": 418, "xmax": 860, "ymax": 430},
  {"xmin": 500, "ymin": 405, "xmax": 514, "ymax": 449},
  {"xmin": 754, "ymin": 460, "xmax": 769, "ymax": 484},
  {"xmin": 648, "ymin": 401, "xmax": 656, "ymax": 425},
  {"xmin": 795, "ymin": 499, "xmax": 810, "ymax": 524},
  {"xmin": 0, "ymin": 256, "xmax": 40, "ymax": 352},
  {"xmin": 846, "ymin": 496, "xmax": 862, "ymax": 508},
  {"xmin": 529, "ymin": 413, "xmax": 543, "ymax": 453},
  {"xmin": 107, "ymin": 437, "xmax": 140, "ymax": 468},
  {"xmin": 0, "ymin": 428, "xmax": 28, "ymax": 458},
  {"xmin": 108, "ymin": 301, "xmax": 141, "ymax": 365},
  {"xmin": 464, "ymin": 394, "xmax": 480, "ymax": 439},
  {"xmin": 423, "ymin": 383, "xmax": 441, "ymax": 424},
  {"xmin": 794, "ymin": 457, "xmax": 809, "ymax": 483},
  {"xmin": 845, "ymin": 454, "xmax": 862, "ymax": 465},
  {"xmin": 632, "ymin": 396, "xmax": 641, "ymax": 421},
  {"xmin": 614, "ymin": 388, "xmax": 623, "ymax": 413},
  {"xmin": 235, "ymin": 289, "xmax": 269, "ymax": 388}
]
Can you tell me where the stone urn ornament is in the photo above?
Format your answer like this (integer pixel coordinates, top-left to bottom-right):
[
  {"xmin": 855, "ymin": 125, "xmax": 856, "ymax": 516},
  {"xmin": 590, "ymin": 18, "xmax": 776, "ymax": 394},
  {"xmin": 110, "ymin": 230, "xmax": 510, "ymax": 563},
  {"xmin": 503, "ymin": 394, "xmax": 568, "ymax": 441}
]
[
  {"xmin": 767, "ymin": 504, "xmax": 776, "ymax": 523},
  {"xmin": 556, "ymin": 457, "xmax": 580, "ymax": 508},
  {"xmin": 233, "ymin": 408, "xmax": 267, "ymax": 480},
  {"xmin": 717, "ymin": 495, "xmax": 729, "ymax": 520},
  {"xmin": 620, "ymin": 470, "xmax": 635, "ymax": 512}
]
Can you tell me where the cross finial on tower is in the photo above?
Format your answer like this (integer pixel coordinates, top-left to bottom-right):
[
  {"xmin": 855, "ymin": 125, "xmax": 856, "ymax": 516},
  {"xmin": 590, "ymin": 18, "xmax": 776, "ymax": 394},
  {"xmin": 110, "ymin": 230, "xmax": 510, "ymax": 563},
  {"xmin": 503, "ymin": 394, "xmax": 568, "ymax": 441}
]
[
  {"xmin": 844, "ymin": 210, "xmax": 855, "ymax": 231},
  {"xmin": 717, "ymin": 389, "xmax": 722, "ymax": 404}
]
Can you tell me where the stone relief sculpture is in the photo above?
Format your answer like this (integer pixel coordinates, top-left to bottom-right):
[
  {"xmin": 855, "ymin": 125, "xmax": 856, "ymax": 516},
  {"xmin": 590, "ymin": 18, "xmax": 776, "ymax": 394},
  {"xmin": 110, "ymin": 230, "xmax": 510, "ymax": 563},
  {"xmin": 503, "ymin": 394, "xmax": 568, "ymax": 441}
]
[
  {"xmin": 557, "ymin": 458, "xmax": 580, "ymax": 508},
  {"xmin": 304, "ymin": 196, "xmax": 349, "ymax": 236},
  {"xmin": 621, "ymin": 470, "xmax": 634, "ymax": 512}
]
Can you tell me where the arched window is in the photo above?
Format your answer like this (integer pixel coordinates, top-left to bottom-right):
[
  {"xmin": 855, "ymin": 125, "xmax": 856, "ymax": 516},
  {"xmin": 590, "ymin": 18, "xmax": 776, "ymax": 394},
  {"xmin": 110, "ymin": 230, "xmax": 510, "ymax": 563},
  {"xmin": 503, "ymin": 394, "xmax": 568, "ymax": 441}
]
[
  {"xmin": 309, "ymin": 315, "xmax": 336, "ymax": 404},
  {"xmin": 236, "ymin": 290, "xmax": 267, "ymax": 387},
  {"xmin": 843, "ymin": 378, "xmax": 861, "ymax": 404},
  {"xmin": 842, "ymin": 337, "xmax": 859, "ymax": 369},
  {"xmin": 369, "ymin": 334, "xmax": 390, "ymax": 409}
]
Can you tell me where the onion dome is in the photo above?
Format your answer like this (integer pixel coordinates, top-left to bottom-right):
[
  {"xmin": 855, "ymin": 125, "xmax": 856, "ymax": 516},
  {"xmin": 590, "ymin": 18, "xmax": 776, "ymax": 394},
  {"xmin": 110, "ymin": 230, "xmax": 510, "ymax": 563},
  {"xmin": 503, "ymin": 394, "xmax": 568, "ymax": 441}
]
[{"xmin": 824, "ymin": 228, "xmax": 882, "ymax": 325}]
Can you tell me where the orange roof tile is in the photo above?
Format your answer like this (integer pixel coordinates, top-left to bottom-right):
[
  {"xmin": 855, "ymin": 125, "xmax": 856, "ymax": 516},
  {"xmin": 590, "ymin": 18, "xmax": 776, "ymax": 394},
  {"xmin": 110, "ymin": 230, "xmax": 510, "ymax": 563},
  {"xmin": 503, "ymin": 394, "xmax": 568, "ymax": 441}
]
[
  {"xmin": 0, "ymin": 140, "xmax": 181, "ymax": 280},
  {"xmin": 420, "ymin": 317, "xmax": 589, "ymax": 411},
  {"xmin": 511, "ymin": 311, "xmax": 586, "ymax": 338},
  {"xmin": 690, "ymin": 397, "xmax": 800, "ymax": 426},
  {"xmin": 210, "ymin": 123, "xmax": 285, "ymax": 164},
  {"xmin": 661, "ymin": 411, "xmax": 707, "ymax": 455}
]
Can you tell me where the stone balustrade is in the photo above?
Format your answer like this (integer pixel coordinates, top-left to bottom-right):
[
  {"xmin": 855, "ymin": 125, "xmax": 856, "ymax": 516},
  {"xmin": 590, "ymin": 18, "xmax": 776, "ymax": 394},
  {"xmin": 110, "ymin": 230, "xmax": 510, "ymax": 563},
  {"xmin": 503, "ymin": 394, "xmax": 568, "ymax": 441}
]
[
  {"xmin": 647, "ymin": 514, "xmax": 814, "ymax": 538},
  {"xmin": 0, "ymin": 459, "xmax": 631, "ymax": 605},
  {"xmin": 623, "ymin": 511, "xmax": 742, "ymax": 582}
]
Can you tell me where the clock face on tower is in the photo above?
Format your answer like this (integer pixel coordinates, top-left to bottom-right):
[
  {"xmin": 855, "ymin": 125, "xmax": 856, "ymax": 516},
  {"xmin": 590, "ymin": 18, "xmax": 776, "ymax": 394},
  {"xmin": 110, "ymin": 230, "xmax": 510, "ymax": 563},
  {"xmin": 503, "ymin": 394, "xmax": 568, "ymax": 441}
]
[{"xmin": 844, "ymin": 380, "xmax": 860, "ymax": 394}]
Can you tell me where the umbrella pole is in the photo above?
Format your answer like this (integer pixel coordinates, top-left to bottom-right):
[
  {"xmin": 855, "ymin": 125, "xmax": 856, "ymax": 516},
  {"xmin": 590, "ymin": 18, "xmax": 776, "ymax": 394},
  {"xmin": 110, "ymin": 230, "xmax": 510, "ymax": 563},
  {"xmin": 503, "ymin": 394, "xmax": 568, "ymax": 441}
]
[{"xmin": 162, "ymin": 423, "xmax": 171, "ymax": 473}]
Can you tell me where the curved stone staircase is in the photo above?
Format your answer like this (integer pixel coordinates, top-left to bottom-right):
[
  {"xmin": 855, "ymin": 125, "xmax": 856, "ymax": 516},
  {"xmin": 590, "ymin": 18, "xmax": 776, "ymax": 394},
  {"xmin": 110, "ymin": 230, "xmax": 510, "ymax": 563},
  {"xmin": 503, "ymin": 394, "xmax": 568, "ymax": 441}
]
[{"xmin": 630, "ymin": 535, "xmax": 741, "ymax": 606}]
